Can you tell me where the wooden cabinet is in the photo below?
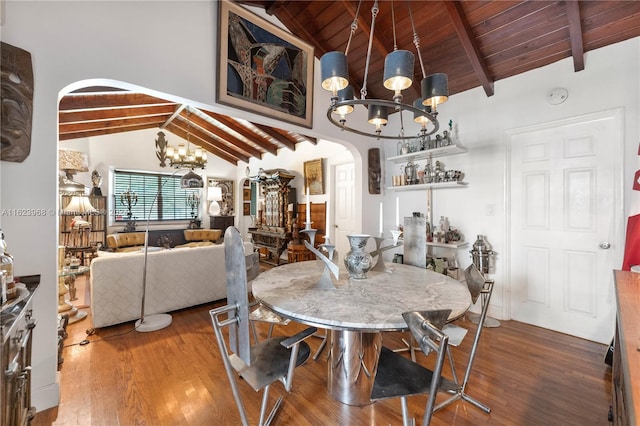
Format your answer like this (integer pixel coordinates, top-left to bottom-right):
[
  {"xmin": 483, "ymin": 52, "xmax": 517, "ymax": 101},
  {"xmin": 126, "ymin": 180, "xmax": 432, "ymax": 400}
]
[
  {"xmin": 248, "ymin": 169, "xmax": 295, "ymax": 265},
  {"xmin": 612, "ymin": 270, "xmax": 640, "ymax": 425},
  {"xmin": 60, "ymin": 195, "xmax": 107, "ymax": 249},
  {"xmin": 210, "ymin": 216, "xmax": 234, "ymax": 234}
]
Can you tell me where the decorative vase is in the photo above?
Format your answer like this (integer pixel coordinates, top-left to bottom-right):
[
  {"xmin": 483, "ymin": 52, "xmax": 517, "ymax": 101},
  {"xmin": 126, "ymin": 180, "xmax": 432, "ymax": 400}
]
[{"xmin": 344, "ymin": 234, "xmax": 373, "ymax": 279}]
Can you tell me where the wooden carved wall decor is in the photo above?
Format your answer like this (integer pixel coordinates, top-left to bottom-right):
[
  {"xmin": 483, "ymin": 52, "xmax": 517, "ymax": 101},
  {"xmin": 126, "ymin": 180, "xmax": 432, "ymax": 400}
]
[
  {"xmin": 368, "ymin": 148, "xmax": 381, "ymax": 194},
  {"xmin": 1, "ymin": 42, "xmax": 34, "ymax": 162}
]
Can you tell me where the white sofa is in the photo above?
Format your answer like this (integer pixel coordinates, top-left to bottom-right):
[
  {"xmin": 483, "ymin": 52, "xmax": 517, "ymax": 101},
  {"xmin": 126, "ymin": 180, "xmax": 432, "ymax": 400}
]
[{"xmin": 90, "ymin": 242, "xmax": 253, "ymax": 328}]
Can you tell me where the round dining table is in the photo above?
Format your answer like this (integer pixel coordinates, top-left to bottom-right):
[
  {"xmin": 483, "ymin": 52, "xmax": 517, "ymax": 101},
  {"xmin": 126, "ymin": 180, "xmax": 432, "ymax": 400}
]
[{"xmin": 251, "ymin": 260, "xmax": 471, "ymax": 406}]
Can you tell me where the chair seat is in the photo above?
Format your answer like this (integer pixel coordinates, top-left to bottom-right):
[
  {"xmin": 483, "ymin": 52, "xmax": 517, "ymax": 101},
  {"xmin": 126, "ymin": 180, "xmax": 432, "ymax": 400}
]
[
  {"xmin": 230, "ymin": 337, "xmax": 311, "ymax": 391},
  {"xmin": 371, "ymin": 346, "xmax": 457, "ymax": 401}
]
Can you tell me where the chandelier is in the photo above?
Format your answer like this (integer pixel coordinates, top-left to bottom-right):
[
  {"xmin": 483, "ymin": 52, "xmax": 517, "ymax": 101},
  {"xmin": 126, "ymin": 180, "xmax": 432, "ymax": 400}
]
[
  {"xmin": 320, "ymin": 0, "xmax": 449, "ymax": 140},
  {"xmin": 165, "ymin": 107, "xmax": 208, "ymax": 169}
]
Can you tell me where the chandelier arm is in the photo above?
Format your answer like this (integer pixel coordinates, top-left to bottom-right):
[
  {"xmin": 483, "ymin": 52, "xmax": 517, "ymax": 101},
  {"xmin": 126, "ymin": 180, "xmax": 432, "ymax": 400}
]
[
  {"xmin": 344, "ymin": 0, "xmax": 362, "ymax": 56},
  {"xmin": 327, "ymin": 99, "xmax": 439, "ymax": 140},
  {"xmin": 361, "ymin": 0, "xmax": 379, "ymax": 99},
  {"xmin": 408, "ymin": 1, "xmax": 426, "ymax": 79}
]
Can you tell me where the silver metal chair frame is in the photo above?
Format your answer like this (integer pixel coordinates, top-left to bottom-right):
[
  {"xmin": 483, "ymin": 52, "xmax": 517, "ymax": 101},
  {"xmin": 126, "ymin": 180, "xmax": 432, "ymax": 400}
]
[
  {"xmin": 371, "ymin": 309, "xmax": 457, "ymax": 426},
  {"xmin": 210, "ymin": 227, "xmax": 317, "ymax": 426},
  {"xmin": 435, "ymin": 265, "xmax": 493, "ymax": 414}
]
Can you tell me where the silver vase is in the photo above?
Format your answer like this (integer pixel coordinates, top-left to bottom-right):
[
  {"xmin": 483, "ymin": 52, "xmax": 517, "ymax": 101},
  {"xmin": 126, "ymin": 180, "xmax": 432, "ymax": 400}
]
[{"xmin": 344, "ymin": 234, "xmax": 373, "ymax": 279}]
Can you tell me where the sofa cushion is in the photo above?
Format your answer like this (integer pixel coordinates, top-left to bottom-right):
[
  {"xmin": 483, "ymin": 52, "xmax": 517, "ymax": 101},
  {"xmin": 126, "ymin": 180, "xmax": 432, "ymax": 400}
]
[
  {"xmin": 184, "ymin": 229, "xmax": 222, "ymax": 242},
  {"xmin": 106, "ymin": 232, "xmax": 146, "ymax": 251}
]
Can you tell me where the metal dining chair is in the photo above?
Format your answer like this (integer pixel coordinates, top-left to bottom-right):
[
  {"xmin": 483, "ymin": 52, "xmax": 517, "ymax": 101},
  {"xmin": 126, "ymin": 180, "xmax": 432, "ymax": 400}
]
[
  {"xmin": 210, "ymin": 227, "xmax": 317, "ymax": 426},
  {"xmin": 371, "ymin": 309, "xmax": 458, "ymax": 426},
  {"xmin": 435, "ymin": 264, "xmax": 493, "ymax": 414},
  {"xmin": 245, "ymin": 251, "xmax": 292, "ymax": 344}
]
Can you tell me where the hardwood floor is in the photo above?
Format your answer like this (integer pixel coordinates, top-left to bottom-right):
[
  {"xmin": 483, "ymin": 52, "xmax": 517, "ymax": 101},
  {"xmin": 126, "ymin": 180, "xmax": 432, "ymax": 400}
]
[{"xmin": 33, "ymin": 289, "xmax": 613, "ymax": 425}]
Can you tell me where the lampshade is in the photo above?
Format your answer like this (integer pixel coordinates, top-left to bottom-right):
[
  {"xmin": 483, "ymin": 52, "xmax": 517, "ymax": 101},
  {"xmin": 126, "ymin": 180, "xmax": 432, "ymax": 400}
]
[
  {"xmin": 421, "ymin": 73, "xmax": 449, "ymax": 110},
  {"xmin": 367, "ymin": 104, "xmax": 388, "ymax": 133},
  {"xmin": 383, "ymin": 50, "xmax": 415, "ymax": 93},
  {"xmin": 207, "ymin": 186, "xmax": 223, "ymax": 216},
  {"xmin": 320, "ymin": 51, "xmax": 349, "ymax": 94},
  {"xmin": 59, "ymin": 150, "xmax": 89, "ymax": 177},
  {"xmin": 333, "ymin": 86, "xmax": 355, "ymax": 118},
  {"xmin": 62, "ymin": 195, "xmax": 97, "ymax": 215},
  {"xmin": 207, "ymin": 186, "xmax": 223, "ymax": 202},
  {"xmin": 413, "ymin": 98, "xmax": 432, "ymax": 124}
]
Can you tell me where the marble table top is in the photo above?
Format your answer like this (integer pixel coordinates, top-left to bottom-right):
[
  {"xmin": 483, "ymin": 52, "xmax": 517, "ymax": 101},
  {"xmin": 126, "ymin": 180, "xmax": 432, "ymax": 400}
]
[{"xmin": 251, "ymin": 260, "xmax": 471, "ymax": 332}]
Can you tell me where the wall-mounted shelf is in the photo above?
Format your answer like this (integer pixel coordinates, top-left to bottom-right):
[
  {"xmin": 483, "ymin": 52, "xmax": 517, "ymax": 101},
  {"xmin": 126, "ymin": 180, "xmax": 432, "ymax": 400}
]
[
  {"xmin": 387, "ymin": 144, "xmax": 468, "ymax": 163},
  {"xmin": 387, "ymin": 181, "xmax": 468, "ymax": 191},
  {"xmin": 426, "ymin": 241, "xmax": 468, "ymax": 249}
]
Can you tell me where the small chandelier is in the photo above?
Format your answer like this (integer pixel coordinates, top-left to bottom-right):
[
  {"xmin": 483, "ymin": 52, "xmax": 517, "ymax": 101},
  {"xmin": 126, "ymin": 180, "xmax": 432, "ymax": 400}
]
[
  {"xmin": 320, "ymin": 0, "xmax": 448, "ymax": 140},
  {"xmin": 165, "ymin": 107, "xmax": 208, "ymax": 169}
]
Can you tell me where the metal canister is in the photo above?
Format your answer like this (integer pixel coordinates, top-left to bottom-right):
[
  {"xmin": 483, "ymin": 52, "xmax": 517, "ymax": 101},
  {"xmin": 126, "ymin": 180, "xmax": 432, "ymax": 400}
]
[{"xmin": 470, "ymin": 234, "xmax": 493, "ymax": 274}]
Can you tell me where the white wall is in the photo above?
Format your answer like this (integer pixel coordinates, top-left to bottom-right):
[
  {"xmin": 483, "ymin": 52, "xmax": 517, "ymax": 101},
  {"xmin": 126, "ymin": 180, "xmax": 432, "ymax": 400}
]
[
  {"xmin": 382, "ymin": 38, "xmax": 640, "ymax": 322},
  {"xmin": 1, "ymin": 0, "xmax": 638, "ymax": 412}
]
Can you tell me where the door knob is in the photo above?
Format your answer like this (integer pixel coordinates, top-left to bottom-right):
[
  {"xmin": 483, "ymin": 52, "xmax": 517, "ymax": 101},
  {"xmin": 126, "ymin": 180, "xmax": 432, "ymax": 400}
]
[{"xmin": 599, "ymin": 241, "xmax": 611, "ymax": 249}]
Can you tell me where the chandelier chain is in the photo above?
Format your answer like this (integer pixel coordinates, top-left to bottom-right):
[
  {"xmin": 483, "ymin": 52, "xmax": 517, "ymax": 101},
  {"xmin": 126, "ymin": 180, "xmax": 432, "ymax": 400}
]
[
  {"xmin": 344, "ymin": 0, "xmax": 362, "ymax": 56},
  {"xmin": 408, "ymin": 2, "xmax": 427, "ymax": 78},
  {"xmin": 361, "ymin": 0, "xmax": 379, "ymax": 100}
]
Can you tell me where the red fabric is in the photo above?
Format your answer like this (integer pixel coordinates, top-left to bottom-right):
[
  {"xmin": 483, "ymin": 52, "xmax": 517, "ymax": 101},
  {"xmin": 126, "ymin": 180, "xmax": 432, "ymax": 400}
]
[
  {"xmin": 622, "ymin": 214, "xmax": 640, "ymax": 271},
  {"xmin": 634, "ymin": 170, "xmax": 640, "ymax": 191}
]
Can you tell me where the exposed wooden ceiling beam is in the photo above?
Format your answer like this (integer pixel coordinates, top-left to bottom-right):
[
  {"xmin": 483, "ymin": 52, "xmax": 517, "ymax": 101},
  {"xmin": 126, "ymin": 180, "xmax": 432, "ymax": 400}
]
[
  {"xmin": 59, "ymin": 104, "xmax": 177, "ymax": 124},
  {"xmin": 201, "ymin": 111, "xmax": 277, "ymax": 157},
  {"xmin": 165, "ymin": 122, "xmax": 244, "ymax": 165},
  {"xmin": 300, "ymin": 134, "xmax": 317, "ymax": 145},
  {"xmin": 565, "ymin": 0, "xmax": 585, "ymax": 72},
  {"xmin": 160, "ymin": 104, "xmax": 187, "ymax": 129},
  {"xmin": 443, "ymin": 1, "xmax": 494, "ymax": 97},
  {"xmin": 59, "ymin": 123, "xmax": 159, "ymax": 140},
  {"xmin": 253, "ymin": 123, "xmax": 295, "ymax": 151},
  {"xmin": 180, "ymin": 112, "xmax": 263, "ymax": 159},
  {"xmin": 59, "ymin": 92, "xmax": 174, "ymax": 110}
]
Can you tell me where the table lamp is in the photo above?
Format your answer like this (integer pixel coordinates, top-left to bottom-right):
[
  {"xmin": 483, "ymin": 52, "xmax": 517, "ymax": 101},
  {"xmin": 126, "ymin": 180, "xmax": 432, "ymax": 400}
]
[{"xmin": 208, "ymin": 186, "xmax": 223, "ymax": 216}]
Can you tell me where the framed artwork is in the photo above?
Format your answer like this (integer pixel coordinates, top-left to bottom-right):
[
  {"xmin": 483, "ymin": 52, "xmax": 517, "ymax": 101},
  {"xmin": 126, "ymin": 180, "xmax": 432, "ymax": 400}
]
[
  {"xmin": 216, "ymin": 0, "xmax": 314, "ymax": 128},
  {"xmin": 304, "ymin": 158, "xmax": 324, "ymax": 195},
  {"xmin": 243, "ymin": 203, "xmax": 251, "ymax": 216},
  {"xmin": 207, "ymin": 177, "xmax": 235, "ymax": 216}
]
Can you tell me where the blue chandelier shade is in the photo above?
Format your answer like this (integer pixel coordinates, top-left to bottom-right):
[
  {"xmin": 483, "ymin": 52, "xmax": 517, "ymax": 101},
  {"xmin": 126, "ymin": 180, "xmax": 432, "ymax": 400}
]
[
  {"xmin": 421, "ymin": 73, "xmax": 449, "ymax": 110},
  {"xmin": 320, "ymin": 51, "xmax": 349, "ymax": 95},
  {"xmin": 383, "ymin": 50, "xmax": 415, "ymax": 93}
]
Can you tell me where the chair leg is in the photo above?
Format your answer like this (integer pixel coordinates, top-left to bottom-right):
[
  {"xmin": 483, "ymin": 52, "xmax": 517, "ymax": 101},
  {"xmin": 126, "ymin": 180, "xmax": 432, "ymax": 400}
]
[
  {"xmin": 312, "ymin": 330, "xmax": 328, "ymax": 360},
  {"xmin": 399, "ymin": 396, "xmax": 415, "ymax": 426},
  {"xmin": 435, "ymin": 282, "xmax": 493, "ymax": 415}
]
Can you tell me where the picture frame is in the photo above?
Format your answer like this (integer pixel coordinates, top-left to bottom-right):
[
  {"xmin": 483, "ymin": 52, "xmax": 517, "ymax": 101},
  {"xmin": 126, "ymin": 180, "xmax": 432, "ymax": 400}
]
[
  {"xmin": 207, "ymin": 177, "xmax": 235, "ymax": 216},
  {"xmin": 216, "ymin": 0, "xmax": 314, "ymax": 128},
  {"xmin": 304, "ymin": 158, "xmax": 324, "ymax": 195}
]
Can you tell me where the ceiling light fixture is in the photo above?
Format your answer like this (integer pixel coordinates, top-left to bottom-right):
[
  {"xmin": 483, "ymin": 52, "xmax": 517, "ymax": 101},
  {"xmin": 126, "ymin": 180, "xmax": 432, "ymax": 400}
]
[
  {"xmin": 165, "ymin": 107, "xmax": 208, "ymax": 169},
  {"xmin": 320, "ymin": 0, "xmax": 448, "ymax": 140}
]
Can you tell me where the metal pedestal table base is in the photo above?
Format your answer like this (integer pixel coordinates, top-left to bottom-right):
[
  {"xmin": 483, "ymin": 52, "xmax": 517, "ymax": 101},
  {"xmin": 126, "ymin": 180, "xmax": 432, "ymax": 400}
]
[
  {"xmin": 328, "ymin": 330, "xmax": 383, "ymax": 406},
  {"xmin": 467, "ymin": 312, "xmax": 501, "ymax": 327}
]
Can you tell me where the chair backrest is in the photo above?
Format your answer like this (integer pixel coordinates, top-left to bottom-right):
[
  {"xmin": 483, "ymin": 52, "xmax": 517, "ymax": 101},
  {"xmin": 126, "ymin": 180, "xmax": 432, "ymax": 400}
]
[
  {"xmin": 224, "ymin": 226, "xmax": 251, "ymax": 366},
  {"xmin": 464, "ymin": 264, "xmax": 485, "ymax": 304},
  {"xmin": 403, "ymin": 309, "xmax": 451, "ymax": 425},
  {"xmin": 245, "ymin": 251, "xmax": 260, "ymax": 282}
]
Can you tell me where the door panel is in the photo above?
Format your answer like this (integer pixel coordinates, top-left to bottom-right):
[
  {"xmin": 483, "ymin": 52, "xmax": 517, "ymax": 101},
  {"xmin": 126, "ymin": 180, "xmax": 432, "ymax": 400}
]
[
  {"xmin": 334, "ymin": 163, "xmax": 355, "ymax": 262},
  {"xmin": 509, "ymin": 111, "xmax": 622, "ymax": 343}
]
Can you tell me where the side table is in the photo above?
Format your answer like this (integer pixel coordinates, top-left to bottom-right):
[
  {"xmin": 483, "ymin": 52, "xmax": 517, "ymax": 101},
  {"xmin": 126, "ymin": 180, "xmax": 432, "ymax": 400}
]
[{"xmin": 58, "ymin": 266, "xmax": 89, "ymax": 324}]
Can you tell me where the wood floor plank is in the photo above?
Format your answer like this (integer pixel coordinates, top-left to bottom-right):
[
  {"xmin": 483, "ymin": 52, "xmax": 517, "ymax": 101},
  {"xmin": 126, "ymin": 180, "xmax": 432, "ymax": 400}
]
[{"xmin": 32, "ymin": 294, "xmax": 612, "ymax": 425}]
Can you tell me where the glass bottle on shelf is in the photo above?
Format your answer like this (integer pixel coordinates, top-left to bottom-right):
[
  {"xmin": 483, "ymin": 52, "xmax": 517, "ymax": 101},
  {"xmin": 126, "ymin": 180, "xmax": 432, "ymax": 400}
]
[{"xmin": 0, "ymin": 230, "xmax": 14, "ymax": 284}]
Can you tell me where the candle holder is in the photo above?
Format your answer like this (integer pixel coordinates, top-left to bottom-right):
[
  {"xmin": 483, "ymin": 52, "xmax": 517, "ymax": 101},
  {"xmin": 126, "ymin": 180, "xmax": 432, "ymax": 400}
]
[
  {"xmin": 370, "ymin": 233, "xmax": 403, "ymax": 273},
  {"xmin": 304, "ymin": 221, "xmax": 314, "ymax": 230},
  {"xmin": 319, "ymin": 236, "xmax": 336, "ymax": 263},
  {"xmin": 302, "ymin": 228, "xmax": 338, "ymax": 289},
  {"xmin": 390, "ymin": 229, "xmax": 402, "ymax": 246},
  {"xmin": 301, "ymin": 228, "xmax": 317, "ymax": 247}
]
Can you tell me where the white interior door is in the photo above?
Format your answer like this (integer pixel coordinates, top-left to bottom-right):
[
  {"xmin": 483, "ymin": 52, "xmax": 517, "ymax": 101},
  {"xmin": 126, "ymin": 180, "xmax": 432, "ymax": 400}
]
[
  {"xmin": 509, "ymin": 109, "xmax": 622, "ymax": 344},
  {"xmin": 333, "ymin": 162, "xmax": 356, "ymax": 262}
]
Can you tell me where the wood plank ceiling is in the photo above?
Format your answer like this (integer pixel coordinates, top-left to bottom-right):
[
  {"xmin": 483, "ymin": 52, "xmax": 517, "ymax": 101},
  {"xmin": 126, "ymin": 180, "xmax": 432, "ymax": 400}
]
[{"xmin": 59, "ymin": 1, "xmax": 640, "ymax": 165}]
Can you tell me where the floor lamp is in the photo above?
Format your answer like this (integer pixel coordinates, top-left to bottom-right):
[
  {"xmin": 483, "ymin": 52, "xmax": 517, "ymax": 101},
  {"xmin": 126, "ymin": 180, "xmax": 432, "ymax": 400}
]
[{"xmin": 135, "ymin": 168, "xmax": 204, "ymax": 332}]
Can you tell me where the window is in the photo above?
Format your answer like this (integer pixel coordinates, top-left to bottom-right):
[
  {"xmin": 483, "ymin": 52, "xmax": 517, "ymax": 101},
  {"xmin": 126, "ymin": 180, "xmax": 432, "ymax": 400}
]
[{"xmin": 113, "ymin": 170, "xmax": 200, "ymax": 223}]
